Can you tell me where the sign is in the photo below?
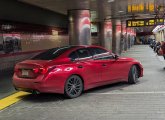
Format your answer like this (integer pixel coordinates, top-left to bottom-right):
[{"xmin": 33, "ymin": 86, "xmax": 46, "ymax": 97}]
[
  {"xmin": 127, "ymin": 1, "xmax": 155, "ymax": 13},
  {"xmin": 126, "ymin": 18, "xmax": 164, "ymax": 27}
]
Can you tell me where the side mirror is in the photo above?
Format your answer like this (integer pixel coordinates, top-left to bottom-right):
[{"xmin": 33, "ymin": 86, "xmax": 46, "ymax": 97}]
[
  {"xmin": 70, "ymin": 58, "xmax": 79, "ymax": 62},
  {"xmin": 70, "ymin": 58, "xmax": 75, "ymax": 62},
  {"xmin": 114, "ymin": 54, "xmax": 119, "ymax": 60}
]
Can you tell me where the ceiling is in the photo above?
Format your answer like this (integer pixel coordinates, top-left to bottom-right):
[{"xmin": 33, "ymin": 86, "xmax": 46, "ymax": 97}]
[
  {"xmin": 18, "ymin": 0, "xmax": 165, "ymax": 32},
  {"xmin": 18, "ymin": 0, "xmax": 129, "ymax": 21}
]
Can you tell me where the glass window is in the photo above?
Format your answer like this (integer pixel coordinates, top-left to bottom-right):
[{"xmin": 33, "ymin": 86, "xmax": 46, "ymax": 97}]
[
  {"xmin": 32, "ymin": 46, "xmax": 73, "ymax": 60},
  {"xmin": 94, "ymin": 48, "xmax": 108, "ymax": 54},
  {"xmin": 77, "ymin": 49, "xmax": 90, "ymax": 58},
  {"xmin": 88, "ymin": 47, "xmax": 108, "ymax": 56},
  {"xmin": 87, "ymin": 48, "xmax": 96, "ymax": 56},
  {"xmin": 94, "ymin": 55, "xmax": 114, "ymax": 60},
  {"xmin": 69, "ymin": 51, "xmax": 78, "ymax": 60}
]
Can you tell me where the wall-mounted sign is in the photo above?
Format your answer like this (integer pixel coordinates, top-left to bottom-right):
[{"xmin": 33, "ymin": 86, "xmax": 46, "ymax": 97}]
[
  {"xmin": 126, "ymin": 18, "xmax": 164, "ymax": 27},
  {"xmin": 127, "ymin": 1, "xmax": 155, "ymax": 13}
]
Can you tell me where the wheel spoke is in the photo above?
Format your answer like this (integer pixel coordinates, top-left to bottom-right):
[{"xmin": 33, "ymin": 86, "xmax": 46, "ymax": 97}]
[
  {"xmin": 73, "ymin": 88, "xmax": 78, "ymax": 94},
  {"xmin": 76, "ymin": 81, "xmax": 80, "ymax": 85},
  {"xmin": 71, "ymin": 89, "xmax": 76, "ymax": 95},
  {"xmin": 69, "ymin": 79, "xmax": 73, "ymax": 84},
  {"xmin": 75, "ymin": 88, "xmax": 80, "ymax": 92},
  {"xmin": 68, "ymin": 83, "xmax": 73, "ymax": 86},
  {"xmin": 75, "ymin": 85, "xmax": 80, "ymax": 89},
  {"xmin": 74, "ymin": 78, "xmax": 79, "ymax": 85}
]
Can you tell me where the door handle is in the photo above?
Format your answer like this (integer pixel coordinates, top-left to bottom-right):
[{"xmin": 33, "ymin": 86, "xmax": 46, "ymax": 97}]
[
  {"xmin": 78, "ymin": 65, "xmax": 83, "ymax": 68},
  {"xmin": 102, "ymin": 64, "xmax": 107, "ymax": 67}
]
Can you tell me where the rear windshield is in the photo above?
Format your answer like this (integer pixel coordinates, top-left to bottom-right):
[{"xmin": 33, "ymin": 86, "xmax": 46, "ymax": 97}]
[{"xmin": 32, "ymin": 46, "xmax": 73, "ymax": 60}]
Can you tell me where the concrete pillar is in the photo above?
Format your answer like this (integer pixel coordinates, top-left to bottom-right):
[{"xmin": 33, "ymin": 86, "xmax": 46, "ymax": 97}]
[
  {"xmin": 112, "ymin": 19, "xmax": 117, "ymax": 53},
  {"xmin": 120, "ymin": 21, "xmax": 124, "ymax": 53},
  {"xmin": 161, "ymin": 31, "xmax": 164, "ymax": 41},
  {"xmin": 68, "ymin": 10, "xmax": 91, "ymax": 45},
  {"xmin": 112, "ymin": 20, "xmax": 122, "ymax": 54},
  {"xmin": 99, "ymin": 21, "xmax": 112, "ymax": 50}
]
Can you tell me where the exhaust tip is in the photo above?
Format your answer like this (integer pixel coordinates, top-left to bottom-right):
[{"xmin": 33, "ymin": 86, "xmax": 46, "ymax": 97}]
[{"xmin": 32, "ymin": 90, "xmax": 40, "ymax": 94}]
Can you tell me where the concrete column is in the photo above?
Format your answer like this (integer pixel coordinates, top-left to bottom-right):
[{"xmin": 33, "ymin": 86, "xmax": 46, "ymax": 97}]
[
  {"xmin": 68, "ymin": 10, "xmax": 91, "ymax": 45},
  {"xmin": 112, "ymin": 20, "xmax": 122, "ymax": 54},
  {"xmin": 162, "ymin": 31, "xmax": 164, "ymax": 41},
  {"xmin": 112, "ymin": 19, "xmax": 117, "ymax": 53},
  {"xmin": 99, "ymin": 21, "xmax": 112, "ymax": 50}
]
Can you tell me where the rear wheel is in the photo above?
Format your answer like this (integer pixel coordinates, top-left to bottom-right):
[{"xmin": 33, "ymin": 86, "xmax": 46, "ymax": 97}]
[
  {"xmin": 64, "ymin": 75, "xmax": 83, "ymax": 98},
  {"xmin": 128, "ymin": 65, "xmax": 139, "ymax": 84}
]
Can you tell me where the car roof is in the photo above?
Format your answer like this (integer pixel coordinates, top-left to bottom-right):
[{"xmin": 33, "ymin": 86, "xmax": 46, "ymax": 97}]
[{"xmin": 55, "ymin": 45, "xmax": 108, "ymax": 59}]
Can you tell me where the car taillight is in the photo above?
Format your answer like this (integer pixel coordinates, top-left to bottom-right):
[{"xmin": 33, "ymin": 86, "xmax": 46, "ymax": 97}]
[
  {"xmin": 33, "ymin": 67, "xmax": 48, "ymax": 74},
  {"xmin": 14, "ymin": 67, "xmax": 19, "ymax": 72}
]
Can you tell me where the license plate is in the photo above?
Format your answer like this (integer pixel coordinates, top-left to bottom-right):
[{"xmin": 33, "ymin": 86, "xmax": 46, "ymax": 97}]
[{"xmin": 22, "ymin": 70, "xmax": 29, "ymax": 76}]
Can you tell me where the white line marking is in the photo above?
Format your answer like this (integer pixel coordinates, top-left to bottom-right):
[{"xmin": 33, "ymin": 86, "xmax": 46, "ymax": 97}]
[
  {"xmin": 89, "ymin": 91, "xmax": 165, "ymax": 95},
  {"xmin": 157, "ymin": 56, "xmax": 164, "ymax": 62}
]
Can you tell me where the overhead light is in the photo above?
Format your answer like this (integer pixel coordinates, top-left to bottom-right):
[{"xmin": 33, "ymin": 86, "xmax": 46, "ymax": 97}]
[
  {"xmin": 118, "ymin": 11, "xmax": 124, "ymax": 13},
  {"xmin": 108, "ymin": 0, "xmax": 114, "ymax": 3}
]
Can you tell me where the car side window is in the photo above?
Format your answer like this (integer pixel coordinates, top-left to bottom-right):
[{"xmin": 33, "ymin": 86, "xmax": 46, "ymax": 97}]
[
  {"xmin": 89, "ymin": 47, "xmax": 114, "ymax": 60},
  {"xmin": 77, "ymin": 48, "xmax": 90, "ymax": 58},
  {"xmin": 87, "ymin": 48, "xmax": 96, "ymax": 56},
  {"xmin": 94, "ymin": 55, "xmax": 114, "ymax": 60},
  {"xmin": 69, "ymin": 51, "xmax": 78, "ymax": 60},
  {"xmin": 95, "ymin": 48, "xmax": 108, "ymax": 54},
  {"xmin": 88, "ymin": 47, "xmax": 108, "ymax": 56}
]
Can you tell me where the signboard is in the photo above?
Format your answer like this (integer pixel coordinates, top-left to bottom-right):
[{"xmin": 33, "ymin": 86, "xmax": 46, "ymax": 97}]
[
  {"xmin": 126, "ymin": 18, "xmax": 164, "ymax": 27},
  {"xmin": 127, "ymin": 0, "xmax": 155, "ymax": 13}
]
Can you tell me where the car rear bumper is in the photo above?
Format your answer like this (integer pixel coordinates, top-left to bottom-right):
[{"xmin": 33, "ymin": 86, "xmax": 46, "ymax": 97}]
[{"xmin": 13, "ymin": 74, "xmax": 65, "ymax": 94}]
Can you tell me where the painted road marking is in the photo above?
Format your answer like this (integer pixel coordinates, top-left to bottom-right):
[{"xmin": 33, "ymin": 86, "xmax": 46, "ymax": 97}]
[
  {"xmin": 157, "ymin": 56, "xmax": 164, "ymax": 62},
  {"xmin": 0, "ymin": 92, "xmax": 30, "ymax": 110},
  {"xmin": 89, "ymin": 91, "xmax": 165, "ymax": 95}
]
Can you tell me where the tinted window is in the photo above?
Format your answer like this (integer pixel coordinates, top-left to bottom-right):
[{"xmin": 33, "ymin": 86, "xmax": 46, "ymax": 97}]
[
  {"xmin": 95, "ymin": 48, "xmax": 108, "ymax": 54},
  {"xmin": 32, "ymin": 46, "xmax": 72, "ymax": 60},
  {"xmin": 94, "ymin": 55, "xmax": 114, "ymax": 60},
  {"xmin": 88, "ymin": 47, "xmax": 108, "ymax": 56},
  {"xmin": 69, "ymin": 51, "xmax": 78, "ymax": 60},
  {"xmin": 87, "ymin": 48, "xmax": 96, "ymax": 56},
  {"xmin": 77, "ymin": 49, "xmax": 90, "ymax": 58}
]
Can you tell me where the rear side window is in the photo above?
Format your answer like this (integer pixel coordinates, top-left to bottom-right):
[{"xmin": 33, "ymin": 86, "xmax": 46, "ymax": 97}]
[
  {"xmin": 88, "ymin": 47, "xmax": 108, "ymax": 56},
  {"xmin": 32, "ymin": 47, "xmax": 71, "ymax": 60},
  {"xmin": 77, "ymin": 49, "xmax": 90, "ymax": 58},
  {"xmin": 69, "ymin": 51, "xmax": 78, "ymax": 60},
  {"xmin": 95, "ymin": 48, "xmax": 108, "ymax": 54}
]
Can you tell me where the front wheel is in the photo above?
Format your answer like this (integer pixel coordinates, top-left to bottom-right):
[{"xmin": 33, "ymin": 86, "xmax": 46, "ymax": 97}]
[
  {"xmin": 64, "ymin": 75, "xmax": 83, "ymax": 98},
  {"xmin": 128, "ymin": 65, "xmax": 139, "ymax": 84}
]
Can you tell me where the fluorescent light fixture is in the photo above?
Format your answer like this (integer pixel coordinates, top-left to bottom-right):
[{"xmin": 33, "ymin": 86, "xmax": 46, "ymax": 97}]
[
  {"xmin": 118, "ymin": 11, "xmax": 124, "ymax": 13},
  {"xmin": 108, "ymin": 0, "xmax": 114, "ymax": 2}
]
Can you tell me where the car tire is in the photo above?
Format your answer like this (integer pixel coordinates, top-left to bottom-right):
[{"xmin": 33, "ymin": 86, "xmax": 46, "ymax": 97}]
[
  {"xmin": 64, "ymin": 75, "xmax": 83, "ymax": 99},
  {"xmin": 128, "ymin": 65, "xmax": 138, "ymax": 84}
]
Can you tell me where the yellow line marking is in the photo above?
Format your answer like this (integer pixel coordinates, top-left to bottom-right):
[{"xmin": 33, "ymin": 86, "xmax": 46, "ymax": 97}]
[{"xmin": 0, "ymin": 91, "xmax": 30, "ymax": 110}]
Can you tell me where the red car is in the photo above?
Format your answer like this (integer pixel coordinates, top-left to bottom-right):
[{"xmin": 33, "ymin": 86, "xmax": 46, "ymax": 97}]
[{"xmin": 13, "ymin": 45, "xmax": 143, "ymax": 98}]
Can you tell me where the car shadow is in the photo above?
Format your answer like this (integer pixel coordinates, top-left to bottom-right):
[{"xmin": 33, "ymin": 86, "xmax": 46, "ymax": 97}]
[
  {"xmin": 84, "ymin": 82, "xmax": 131, "ymax": 94},
  {"xmin": 21, "ymin": 93, "xmax": 66, "ymax": 103},
  {"xmin": 21, "ymin": 81, "xmax": 141, "ymax": 103}
]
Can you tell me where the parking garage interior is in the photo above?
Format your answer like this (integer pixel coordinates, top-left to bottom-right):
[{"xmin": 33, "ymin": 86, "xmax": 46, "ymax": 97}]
[{"xmin": 0, "ymin": 0, "xmax": 165, "ymax": 119}]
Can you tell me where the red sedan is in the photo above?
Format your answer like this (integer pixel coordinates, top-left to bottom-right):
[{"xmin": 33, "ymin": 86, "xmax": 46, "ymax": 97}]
[{"xmin": 13, "ymin": 45, "xmax": 143, "ymax": 98}]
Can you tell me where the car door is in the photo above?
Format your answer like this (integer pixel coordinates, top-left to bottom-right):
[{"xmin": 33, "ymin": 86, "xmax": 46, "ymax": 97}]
[
  {"xmin": 93, "ymin": 54, "xmax": 117, "ymax": 82},
  {"xmin": 87, "ymin": 47, "xmax": 114, "ymax": 83},
  {"xmin": 88, "ymin": 47, "xmax": 125, "ymax": 83},
  {"xmin": 69, "ymin": 48, "xmax": 101, "ymax": 87},
  {"xmin": 97, "ymin": 54, "xmax": 128, "ymax": 82}
]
